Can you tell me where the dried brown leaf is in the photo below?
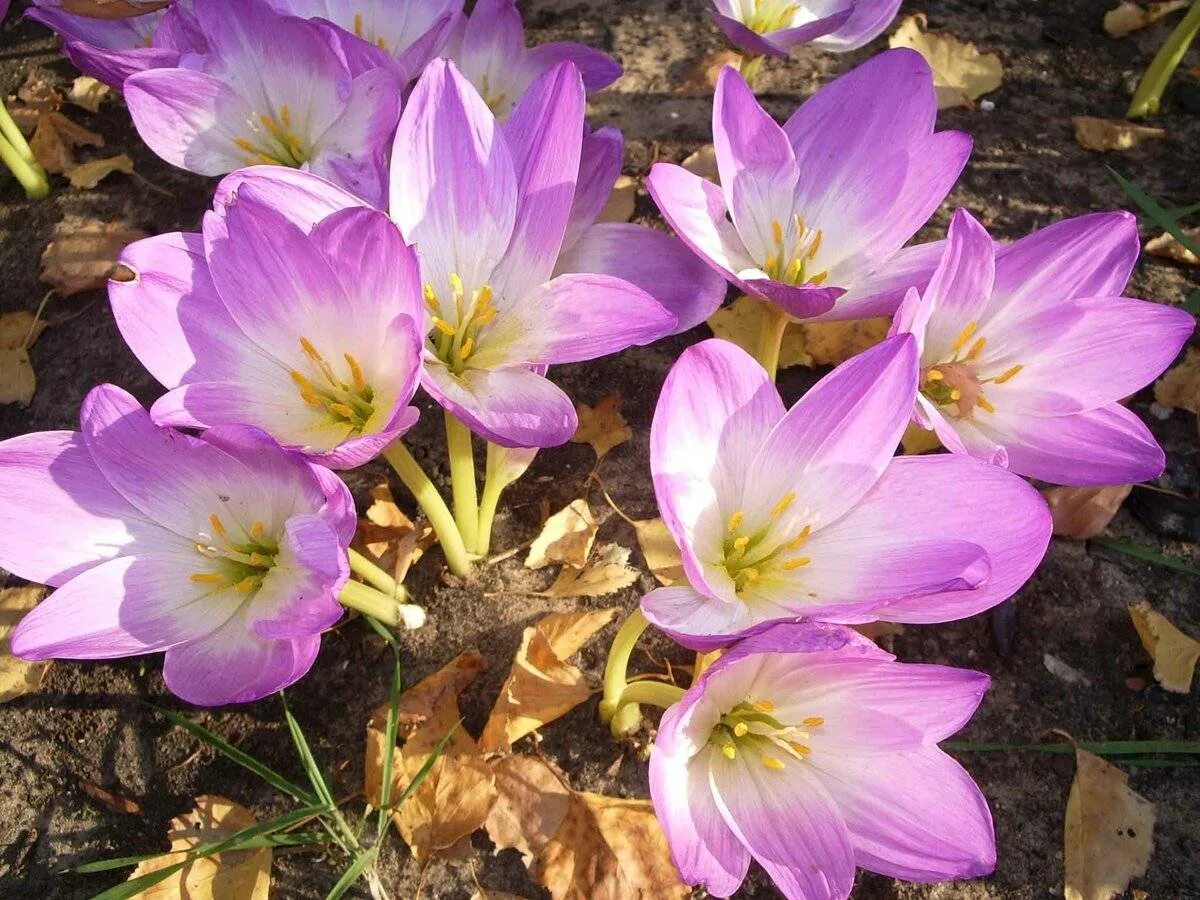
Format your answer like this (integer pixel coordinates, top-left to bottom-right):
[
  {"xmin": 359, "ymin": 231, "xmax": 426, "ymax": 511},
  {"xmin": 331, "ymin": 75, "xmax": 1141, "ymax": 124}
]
[
  {"xmin": 539, "ymin": 543, "xmax": 639, "ymax": 598},
  {"xmin": 632, "ymin": 517, "xmax": 685, "ymax": 586},
  {"xmin": 126, "ymin": 795, "xmax": 270, "ymax": 899},
  {"xmin": 352, "ymin": 482, "xmax": 429, "ymax": 583},
  {"xmin": 67, "ymin": 153, "xmax": 134, "ymax": 189},
  {"xmin": 478, "ymin": 609, "xmax": 617, "ymax": 754},
  {"xmin": 16, "ymin": 69, "xmax": 62, "ymax": 115},
  {"xmin": 525, "ymin": 499, "xmax": 597, "ymax": 570},
  {"xmin": 30, "ymin": 111, "xmax": 104, "ymax": 174},
  {"xmin": 889, "ymin": 14, "xmax": 1003, "ymax": 109},
  {"xmin": 68, "ymin": 75, "xmax": 112, "ymax": 112},
  {"xmin": 80, "ymin": 779, "xmax": 142, "ymax": 815},
  {"xmin": 598, "ymin": 175, "xmax": 636, "ymax": 224},
  {"xmin": 0, "ymin": 311, "xmax": 49, "ymax": 408},
  {"xmin": 1153, "ymin": 346, "xmax": 1200, "ymax": 413},
  {"xmin": 680, "ymin": 144, "xmax": 718, "ymax": 182},
  {"xmin": 1144, "ymin": 228, "xmax": 1200, "ymax": 265},
  {"xmin": 571, "ymin": 392, "xmax": 631, "ymax": 460},
  {"xmin": 797, "ymin": 317, "xmax": 891, "ymax": 366},
  {"xmin": 1128, "ymin": 600, "xmax": 1200, "ymax": 692},
  {"xmin": 1064, "ymin": 748, "xmax": 1155, "ymax": 900},
  {"xmin": 1043, "ymin": 485, "xmax": 1133, "ymax": 540},
  {"xmin": 901, "ymin": 422, "xmax": 943, "ymax": 455},
  {"xmin": 852, "ymin": 621, "xmax": 907, "ymax": 642},
  {"xmin": 679, "ymin": 50, "xmax": 742, "ymax": 94},
  {"xmin": 707, "ymin": 295, "xmax": 812, "ymax": 369},
  {"xmin": 1103, "ymin": 1, "xmax": 1189, "ymax": 37},
  {"xmin": 0, "ymin": 586, "xmax": 49, "ymax": 702},
  {"xmin": 1072, "ymin": 116, "xmax": 1166, "ymax": 152},
  {"xmin": 58, "ymin": 0, "xmax": 169, "ymax": 18},
  {"xmin": 40, "ymin": 217, "xmax": 148, "ymax": 296}
]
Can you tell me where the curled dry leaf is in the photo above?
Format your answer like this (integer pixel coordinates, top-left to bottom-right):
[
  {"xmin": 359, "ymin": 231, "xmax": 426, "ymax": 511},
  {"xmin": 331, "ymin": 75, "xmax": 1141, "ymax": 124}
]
[
  {"xmin": 570, "ymin": 392, "xmax": 632, "ymax": 461},
  {"xmin": 67, "ymin": 153, "xmax": 134, "ymax": 189},
  {"xmin": 1128, "ymin": 600, "xmax": 1200, "ymax": 692},
  {"xmin": 679, "ymin": 50, "xmax": 743, "ymax": 94},
  {"xmin": 58, "ymin": 0, "xmax": 169, "ymax": 17},
  {"xmin": 1144, "ymin": 228, "xmax": 1200, "ymax": 265},
  {"xmin": 708, "ymin": 295, "xmax": 812, "ymax": 369},
  {"xmin": 800, "ymin": 317, "xmax": 891, "ymax": 366},
  {"xmin": 680, "ymin": 144, "xmax": 718, "ymax": 182},
  {"xmin": 485, "ymin": 754, "xmax": 689, "ymax": 900},
  {"xmin": 365, "ymin": 650, "xmax": 497, "ymax": 862},
  {"xmin": 0, "ymin": 586, "xmax": 49, "ymax": 702},
  {"xmin": 68, "ymin": 75, "xmax": 111, "ymax": 112},
  {"xmin": 1043, "ymin": 485, "xmax": 1133, "ymax": 540},
  {"xmin": 633, "ymin": 517, "xmax": 685, "ymax": 586},
  {"xmin": 30, "ymin": 111, "xmax": 104, "ymax": 175},
  {"xmin": 478, "ymin": 608, "xmax": 617, "ymax": 754},
  {"xmin": 41, "ymin": 217, "xmax": 147, "ymax": 297},
  {"xmin": 539, "ymin": 543, "xmax": 640, "ymax": 598},
  {"xmin": 889, "ymin": 14, "xmax": 1002, "ymax": 109},
  {"xmin": 1153, "ymin": 347, "xmax": 1200, "ymax": 414},
  {"xmin": 1072, "ymin": 116, "xmax": 1166, "ymax": 152},
  {"xmin": 526, "ymin": 499, "xmax": 597, "ymax": 570},
  {"xmin": 1064, "ymin": 748, "xmax": 1155, "ymax": 900},
  {"xmin": 901, "ymin": 421, "xmax": 943, "ymax": 455},
  {"xmin": 1103, "ymin": 0, "xmax": 1189, "ymax": 37},
  {"xmin": 0, "ymin": 311, "xmax": 49, "ymax": 407},
  {"xmin": 852, "ymin": 621, "xmax": 906, "ymax": 642},
  {"xmin": 598, "ymin": 175, "xmax": 637, "ymax": 224},
  {"xmin": 80, "ymin": 779, "xmax": 143, "ymax": 815},
  {"xmin": 126, "ymin": 795, "xmax": 270, "ymax": 899},
  {"xmin": 352, "ymin": 482, "xmax": 430, "ymax": 583}
]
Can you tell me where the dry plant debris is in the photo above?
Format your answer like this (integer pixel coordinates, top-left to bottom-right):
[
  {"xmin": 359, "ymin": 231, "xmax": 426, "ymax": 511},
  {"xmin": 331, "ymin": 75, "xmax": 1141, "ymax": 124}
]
[
  {"xmin": 0, "ymin": 586, "xmax": 49, "ymax": 702},
  {"xmin": 1103, "ymin": 1, "xmax": 1189, "ymax": 37},
  {"xmin": 539, "ymin": 543, "xmax": 640, "ymax": 598},
  {"xmin": 526, "ymin": 500, "xmax": 598, "ymax": 570},
  {"xmin": 598, "ymin": 176, "xmax": 637, "ymax": 223},
  {"xmin": 632, "ymin": 517, "xmax": 686, "ymax": 585},
  {"xmin": 1072, "ymin": 116, "xmax": 1166, "ymax": 151},
  {"xmin": 1128, "ymin": 600, "xmax": 1200, "ymax": 692},
  {"xmin": 40, "ymin": 217, "xmax": 148, "ymax": 296},
  {"xmin": 0, "ymin": 311, "xmax": 49, "ymax": 407},
  {"xmin": 1144, "ymin": 228, "xmax": 1200, "ymax": 265},
  {"xmin": 1043, "ymin": 485, "xmax": 1134, "ymax": 539},
  {"xmin": 1153, "ymin": 347, "xmax": 1200, "ymax": 414},
  {"xmin": 352, "ymin": 482, "xmax": 431, "ymax": 583},
  {"xmin": 889, "ymin": 14, "xmax": 1003, "ymax": 109},
  {"xmin": 571, "ymin": 393, "xmax": 632, "ymax": 460}
]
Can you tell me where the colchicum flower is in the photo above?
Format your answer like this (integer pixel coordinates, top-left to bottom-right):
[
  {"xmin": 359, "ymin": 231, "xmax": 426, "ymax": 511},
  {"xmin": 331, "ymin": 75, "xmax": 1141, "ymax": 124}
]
[
  {"xmin": 651, "ymin": 621, "xmax": 995, "ymax": 899},
  {"xmin": 894, "ymin": 208, "xmax": 1194, "ymax": 486},
  {"xmin": 110, "ymin": 173, "xmax": 424, "ymax": 469},
  {"xmin": 122, "ymin": 0, "xmax": 401, "ymax": 205},
  {"xmin": 711, "ymin": 0, "xmax": 902, "ymax": 57},
  {"xmin": 647, "ymin": 49, "xmax": 969, "ymax": 320},
  {"xmin": 0, "ymin": 385, "xmax": 354, "ymax": 706},
  {"xmin": 445, "ymin": 0, "xmax": 621, "ymax": 118},
  {"xmin": 647, "ymin": 336, "xmax": 1050, "ymax": 648}
]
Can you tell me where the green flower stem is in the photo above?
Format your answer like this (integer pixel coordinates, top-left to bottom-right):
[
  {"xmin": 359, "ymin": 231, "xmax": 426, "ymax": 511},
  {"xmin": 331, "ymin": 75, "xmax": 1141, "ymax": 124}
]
[
  {"xmin": 739, "ymin": 54, "xmax": 766, "ymax": 88},
  {"xmin": 756, "ymin": 300, "xmax": 790, "ymax": 382},
  {"xmin": 600, "ymin": 608, "xmax": 651, "ymax": 736},
  {"xmin": 0, "ymin": 115, "xmax": 49, "ymax": 200},
  {"xmin": 616, "ymin": 680, "xmax": 687, "ymax": 710},
  {"xmin": 1127, "ymin": 0, "xmax": 1200, "ymax": 118},
  {"xmin": 444, "ymin": 412, "xmax": 480, "ymax": 552},
  {"xmin": 474, "ymin": 442, "xmax": 519, "ymax": 557},
  {"xmin": 0, "ymin": 102, "xmax": 36, "ymax": 166},
  {"xmin": 338, "ymin": 580, "xmax": 403, "ymax": 626},
  {"xmin": 347, "ymin": 547, "xmax": 405, "ymax": 600},
  {"xmin": 382, "ymin": 441, "xmax": 472, "ymax": 578}
]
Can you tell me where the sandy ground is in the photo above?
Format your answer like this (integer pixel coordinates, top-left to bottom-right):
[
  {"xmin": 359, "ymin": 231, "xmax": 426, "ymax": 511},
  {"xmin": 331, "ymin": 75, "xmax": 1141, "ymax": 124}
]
[{"xmin": 0, "ymin": 0, "xmax": 1198, "ymax": 897}]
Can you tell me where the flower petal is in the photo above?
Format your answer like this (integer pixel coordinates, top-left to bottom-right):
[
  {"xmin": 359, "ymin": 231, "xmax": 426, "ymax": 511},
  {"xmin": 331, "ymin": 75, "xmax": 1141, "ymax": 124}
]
[
  {"xmin": 918, "ymin": 209, "xmax": 997, "ymax": 361},
  {"xmin": 641, "ymin": 585, "xmax": 781, "ymax": 652},
  {"xmin": 819, "ymin": 238, "xmax": 946, "ymax": 322},
  {"xmin": 561, "ymin": 126, "xmax": 623, "ymax": 250},
  {"xmin": 524, "ymin": 41, "xmax": 622, "ymax": 92},
  {"xmin": 247, "ymin": 513, "xmax": 346, "ymax": 640},
  {"xmin": 308, "ymin": 67, "xmax": 401, "ymax": 207},
  {"xmin": 212, "ymin": 164, "xmax": 364, "ymax": 228},
  {"xmin": 812, "ymin": 0, "xmax": 904, "ymax": 52}
]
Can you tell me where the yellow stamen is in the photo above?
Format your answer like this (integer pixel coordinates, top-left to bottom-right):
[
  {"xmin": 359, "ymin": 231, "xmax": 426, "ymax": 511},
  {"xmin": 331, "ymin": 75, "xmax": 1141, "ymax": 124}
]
[
  {"xmin": 771, "ymin": 219, "xmax": 784, "ymax": 246},
  {"xmin": 802, "ymin": 716, "xmax": 824, "ymax": 727},
  {"xmin": 249, "ymin": 553, "xmax": 273, "ymax": 567},
  {"xmin": 190, "ymin": 572, "xmax": 225, "ymax": 584},
  {"xmin": 806, "ymin": 230, "xmax": 823, "ymax": 260},
  {"xmin": 992, "ymin": 364, "xmax": 1023, "ymax": 384},
  {"xmin": 459, "ymin": 337, "xmax": 475, "ymax": 360},
  {"xmin": 967, "ymin": 336, "xmax": 987, "ymax": 360},
  {"xmin": 733, "ymin": 722, "xmax": 749, "ymax": 737},
  {"xmin": 771, "ymin": 492, "xmax": 796, "ymax": 518},
  {"xmin": 787, "ymin": 741, "xmax": 812, "ymax": 756},
  {"xmin": 353, "ymin": 11, "xmax": 364, "ymax": 36},
  {"xmin": 782, "ymin": 556, "xmax": 811, "ymax": 570},
  {"xmin": 752, "ymin": 699, "xmax": 775, "ymax": 712},
  {"xmin": 209, "ymin": 514, "xmax": 227, "ymax": 539},
  {"xmin": 234, "ymin": 577, "xmax": 259, "ymax": 593},
  {"xmin": 279, "ymin": 105, "xmax": 292, "ymax": 128},
  {"xmin": 344, "ymin": 352, "xmax": 367, "ymax": 391},
  {"xmin": 761, "ymin": 755, "xmax": 785, "ymax": 771},
  {"xmin": 743, "ymin": 568, "xmax": 760, "ymax": 583},
  {"xmin": 949, "ymin": 389, "xmax": 962, "ymax": 401},
  {"xmin": 808, "ymin": 270, "xmax": 829, "ymax": 286},
  {"xmin": 423, "ymin": 283, "xmax": 439, "ymax": 309},
  {"xmin": 432, "ymin": 317, "xmax": 456, "ymax": 336},
  {"xmin": 787, "ymin": 258, "xmax": 804, "ymax": 282},
  {"xmin": 329, "ymin": 402, "xmax": 356, "ymax": 419},
  {"xmin": 722, "ymin": 745, "xmax": 737, "ymax": 760},
  {"xmin": 448, "ymin": 272, "xmax": 464, "ymax": 298},
  {"xmin": 926, "ymin": 369, "xmax": 945, "ymax": 381},
  {"xmin": 727, "ymin": 511, "xmax": 744, "ymax": 534},
  {"xmin": 788, "ymin": 525, "xmax": 812, "ymax": 549},
  {"xmin": 977, "ymin": 394, "xmax": 996, "ymax": 414},
  {"xmin": 250, "ymin": 521, "xmax": 265, "ymax": 541},
  {"xmin": 732, "ymin": 536, "xmax": 750, "ymax": 552},
  {"xmin": 951, "ymin": 321, "xmax": 978, "ymax": 353},
  {"xmin": 234, "ymin": 138, "xmax": 258, "ymax": 154},
  {"xmin": 289, "ymin": 371, "xmax": 322, "ymax": 407}
]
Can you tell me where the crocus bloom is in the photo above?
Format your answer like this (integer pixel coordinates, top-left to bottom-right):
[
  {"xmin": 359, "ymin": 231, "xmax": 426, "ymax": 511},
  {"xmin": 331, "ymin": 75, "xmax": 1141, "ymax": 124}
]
[
  {"xmin": 445, "ymin": 0, "xmax": 621, "ymax": 118},
  {"xmin": 0, "ymin": 385, "xmax": 354, "ymax": 706},
  {"xmin": 651, "ymin": 621, "xmax": 995, "ymax": 899},
  {"xmin": 122, "ymin": 0, "xmax": 400, "ymax": 206},
  {"xmin": 893, "ymin": 208, "xmax": 1194, "ymax": 486},
  {"xmin": 646, "ymin": 336, "xmax": 1050, "ymax": 648},
  {"xmin": 110, "ymin": 175, "xmax": 423, "ymax": 469},
  {"xmin": 647, "ymin": 49, "xmax": 970, "ymax": 320},
  {"xmin": 711, "ymin": 0, "xmax": 902, "ymax": 57},
  {"xmin": 27, "ymin": 0, "xmax": 205, "ymax": 88}
]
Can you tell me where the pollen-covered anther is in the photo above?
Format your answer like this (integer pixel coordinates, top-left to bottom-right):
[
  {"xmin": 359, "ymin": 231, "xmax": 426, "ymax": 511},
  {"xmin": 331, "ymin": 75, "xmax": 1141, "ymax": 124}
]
[
  {"xmin": 771, "ymin": 492, "xmax": 796, "ymax": 518},
  {"xmin": 782, "ymin": 556, "xmax": 811, "ymax": 570},
  {"xmin": 761, "ymin": 755, "xmax": 786, "ymax": 771},
  {"xmin": 727, "ymin": 510, "xmax": 745, "ymax": 534},
  {"xmin": 290, "ymin": 336, "xmax": 376, "ymax": 430},
  {"xmin": 803, "ymin": 716, "xmax": 825, "ymax": 727}
]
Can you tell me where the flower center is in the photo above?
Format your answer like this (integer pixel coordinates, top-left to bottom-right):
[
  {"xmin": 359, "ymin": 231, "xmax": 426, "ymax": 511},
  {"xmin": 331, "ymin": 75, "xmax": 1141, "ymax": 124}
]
[
  {"xmin": 424, "ymin": 273, "xmax": 499, "ymax": 376},
  {"xmin": 709, "ymin": 697, "xmax": 825, "ymax": 771},
  {"xmin": 761, "ymin": 216, "xmax": 828, "ymax": 286},
  {"xmin": 477, "ymin": 74, "xmax": 509, "ymax": 115},
  {"xmin": 190, "ymin": 514, "xmax": 278, "ymax": 594},
  {"xmin": 721, "ymin": 494, "xmax": 812, "ymax": 596},
  {"xmin": 234, "ymin": 105, "xmax": 311, "ymax": 167},
  {"xmin": 352, "ymin": 12, "xmax": 390, "ymax": 50},
  {"xmin": 290, "ymin": 336, "xmax": 376, "ymax": 432},
  {"xmin": 745, "ymin": 0, "xmax": 802, "ymax": 32},
  {"xmin": 920, "ymin": 320, "xmax": 1023, "ymax": 419}
]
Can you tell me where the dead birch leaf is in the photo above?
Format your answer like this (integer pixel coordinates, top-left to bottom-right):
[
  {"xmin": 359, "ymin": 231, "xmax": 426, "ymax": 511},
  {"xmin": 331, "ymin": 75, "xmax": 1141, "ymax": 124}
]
[
  {"xmin": 80, "ymin": 779, "xmax": 142, "ymax": 815},
  {"xmin": 632, "ymin": 518, "xmax": 685, "ymax": 586},
  {"xmin": 41, "ymin": 217, "xmax": 147, "ymax": 296},
  {"xmin": 0, "ymin": 586, "xmax": 49, "ymax": 702},
  {"xmin": 1103, "ymin": 1, "xmax": 1189, "ymax": 37},
  {"xmin": 1128, "ymin": 600, "xmax": 1200, "ymax": 692},
  {"xmin": 1064, "ymin": 748, "xmax": 1155, "ymax": 900},
  {"xmin": 58, "ymin": 0, "xmax": 169, "ymax": 17},
  {"xmin": 126, "ymin": 795, "xmax": 271, "ymax": 899},
  {"xmin": 1144, "ymin": 228, "xmax": 1200, "ymax": 265},
  {"xmin": 30, "ymin": 111, "xmax": 104, "ymax": 174},
  {"xmin": 571, "ymin": 393, "xmax": 631, "ymax": 460},
  {"xmin": 707, "ymin": 295, "xmax": 812, "ymax": 369},
  {"xmin": 680, "ymin": 144, "xmax": 719, "ymax": 182},
  {"xmin": 679, "ymin": 50, "xmax": 742, "ymax": 93},
  {"xmin": 353, "ymin": 482, "xmax": 430, "ymax": 583},
  {"xmin": 67, "ymin": 75, "xmax": 111, "ymax": 112},
  {"xmin": 1153, "ymin": 347, "xmax": 1200, "ymax": 414},
  {"xmin": 1072, "ymin": 116, "xmax": 1166, "ymax": 152},
  {"xmin": 1043, "ymin": 485, "xmax": 1133, "ymax": 540},
  {"xmin": 0, "ymin": 311, "xmax": 49, "ymax": 407},
  {"xmin": 598, "ymin": 175, "xmax": 636, "ymax": 223},
  {"xmin": 539, "ymin": 543, "xmax": 640, "ymax": 598},
  {"xmin": 901, "ymin": 422, "xmax": 943, "ymax": 455},
  {"xmin": 67, "ymin": 153, "xmax": 134, "ymax": 189},
  {"xmin": 852, "ymin": 621, "xmax": 906, "ymax": 642},
  {"xmin": 486, "ymin": 755, "xmax": 689, "ymax": 900},
  {"xmin": 478, "ymin": 608, "xmax": 617, "ymax": 754},
  {"xmin": 889, "ymin": 14, "xmax": 1003, "ymax": 109},
  {"xmin": 798, "ymin": 318, "xmax": 891, "ymax": 366},
  {"xmin": 525, "ymin": 499, "xmax": 597, "ymax": 570}
]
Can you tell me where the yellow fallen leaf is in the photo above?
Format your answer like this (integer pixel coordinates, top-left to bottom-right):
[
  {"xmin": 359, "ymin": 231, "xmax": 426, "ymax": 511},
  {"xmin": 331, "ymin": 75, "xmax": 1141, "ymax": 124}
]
[
  {"xmin": 0, "ymin": 311, "xmax": 49, "ymax": 407},
  {"xmin": 485, "ymin": 755, "xmax": 689, "ymax": 900},
  {"xmin": 1043, "ymin": 485, "xmax": 1134, "ymax": 540},
  {"xmin": 901, "ymin": 422, "xmax": 943, "ymax": 455},
  {"xmin": 539, "ymin": 543, "xmax": 640, "ymax": 598},
  {"xmin": 799, "ymin": 317, "xmax": 891, "ymax": 366},
  {"xmin": 1128, "ymin": 600, "xmax": 1200, "ymax": 692},
  {"xmin": 1064, "ymin": 748, "xmax": 1155, "ymax": 900},
  {"xmin": 0, "ymin": 587, "xmax": 49, "ymax": 702},
  {"xmin": 525, "ymin": 499, "xmax": 597, "ymax": 571},
  {"xmin": 680, "ymin": 144, "xmax": 719, "ymax": 182},
  {"xmin": 126, "ymin": 796, "xmax": 271, "ymax": 899},
  {"xmin": 1103, "ymin": 0, "xmax": 1189, "ymax": 37},
  {"xmin": 1153, "ymin": 347, "xmax": 1200, "ymax": 414},
  {"xmin": 67, "ymin": 153, "xmax": 134, "ymax": 189},
  {"xmin": 889, "ymin": 14, "xmax": 1003, "ymax": 109},
  {"xmin": 478, "ymin": 608, "xmax": 617, "ymax": 754},
  {"xmin": 1144, "ymin": 228, "xmax": 1200, "ymax": 265},
  {"xmin": 707, "ymin": 295, "xmax": 812, "ymax": 369},
  {"xmin": 598, "ymin": 175, "xmax": 636, "ymax": 224},
  {"xmin": 571, "ymin": 392, "xmax": 632, "ymax": 460},
  {"xmin": 67, "ymin": 75, "xmax": 111, "ymax": 112},
  {"xmin": 1072, "ymin": 116, "xmax": 1166, "ymax": 152},
  {"xmin": 29, "ymin": 110, "xmax": 104, "ymax": 175},
  {"xmin": 352, "ymin": 482, "xmax": 430, "ymax": 583},
  {"xmin": 41, "ymin": 217, "xmax": 147, "ymax": 296},
  {"xmin": 679, "ymin": 50, "xmax": 742, "ymax": 94},
  {"xmin": 632, "ymin": 517, "xmax": 685, "ymax": 586}
]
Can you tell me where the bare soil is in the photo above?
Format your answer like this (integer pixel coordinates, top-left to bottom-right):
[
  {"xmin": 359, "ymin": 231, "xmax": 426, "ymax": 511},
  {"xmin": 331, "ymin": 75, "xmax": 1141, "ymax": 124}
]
[{"xmin": 1, "ymin": 1, "xmax": 1198, "ymax": 898}]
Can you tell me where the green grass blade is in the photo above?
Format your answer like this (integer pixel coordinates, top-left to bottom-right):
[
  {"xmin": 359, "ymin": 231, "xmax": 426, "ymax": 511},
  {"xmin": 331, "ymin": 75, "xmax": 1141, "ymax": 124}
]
[
  {"xmin": 325, "ymin": 848, "xmax": 377, "ymax": 900},
  {"xmin": 395, "ymin": 723, "xmax": 460, "ymax": 808},
  {"xmin": 280, "ymin": 693, "xmax": 336, "ymax": 809},
  {"xmin": 74, "ymin": 832, "xmax": 329, "ymax": 874},
  {"xmin": 946, "ymin": 739, "xmax": 1200, "ymax": 755},
  {"xmin": 376, "ymin": 639, "xmax": 405, "ymax": 836},
  {"xmin": 1091, "ymin": 535, "xmax": 1200, "ymax": 576},
  {"xmin": 1109, "ymin": 168, "xmax": 1200, "ymax": 258},
  {"xmin": 1185, "ymin": 289, "xmax": 1200, "ymax": 316}
]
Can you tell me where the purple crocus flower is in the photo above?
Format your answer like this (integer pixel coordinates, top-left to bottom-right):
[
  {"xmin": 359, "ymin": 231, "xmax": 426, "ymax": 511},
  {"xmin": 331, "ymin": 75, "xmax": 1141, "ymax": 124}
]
[
  {"xmin": 26, "ymin": 0, "xmax": 205, "ymax": 88},
  {"xmin": 651, "ymin": 620, "xmax": 995, "ymax": 899},
  {"xmin": 0, "ymin": 385, "xmax": 354, "ymax": 706},
  {"xmin": 444, "ymin": 0, "xmax": 621, "ymax": 118},
  {"xmin": 647, "ymin": 49, "xmax": 970, "ymax": 320},
  {"xmin": 711, "ymin": 0, "xmax": 902, "ymax": 57},
  {"xmin": 646, "ymin": 336, "xmax": 1050, "ymax": 649},
  {"xmin": 110, "ymin": 175, "xmax": 423, "ymax": 470},
  {"xmin": 122, "ymin": 0, "xmax": 400, "ymax": 206},
  {"xmin": 893, "ymin": 208, "xmax": 1194, "ymax": 487}
]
